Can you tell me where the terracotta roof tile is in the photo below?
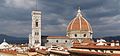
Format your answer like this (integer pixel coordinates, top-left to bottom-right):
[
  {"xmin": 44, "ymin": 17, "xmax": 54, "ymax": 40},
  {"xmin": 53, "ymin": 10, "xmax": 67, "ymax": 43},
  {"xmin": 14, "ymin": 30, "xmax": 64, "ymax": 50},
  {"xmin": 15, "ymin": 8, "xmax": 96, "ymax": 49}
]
[
  {"xmin": 47, "ymin": 36, "xmax": 69, "ymax": 39},
  {"xmin": 67, "ymin": 9, "xmax": 93, "ymax": 33},
  {"xmin": 68, "ymin": 50, "xmax": 110, "ymax": 55},
  {"xmin": 72, "ymin": 45, "xmax": 120, "ymax": 50}
]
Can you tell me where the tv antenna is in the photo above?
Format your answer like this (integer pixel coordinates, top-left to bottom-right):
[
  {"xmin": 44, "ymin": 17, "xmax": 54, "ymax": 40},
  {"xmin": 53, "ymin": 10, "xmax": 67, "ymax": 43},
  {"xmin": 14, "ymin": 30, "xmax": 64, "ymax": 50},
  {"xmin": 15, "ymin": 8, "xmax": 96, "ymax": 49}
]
[{"xmin": 35, "ymin": 0, "xmax": 38, "ymax": 10}]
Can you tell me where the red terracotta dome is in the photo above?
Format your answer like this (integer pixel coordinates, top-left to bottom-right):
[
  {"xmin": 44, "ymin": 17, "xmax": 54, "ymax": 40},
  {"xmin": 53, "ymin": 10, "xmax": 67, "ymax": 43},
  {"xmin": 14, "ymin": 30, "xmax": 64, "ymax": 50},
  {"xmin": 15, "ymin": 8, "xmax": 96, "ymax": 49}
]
[{"xmin": 67, "ymin": 9, "xmax": 92, "ymax": 33}]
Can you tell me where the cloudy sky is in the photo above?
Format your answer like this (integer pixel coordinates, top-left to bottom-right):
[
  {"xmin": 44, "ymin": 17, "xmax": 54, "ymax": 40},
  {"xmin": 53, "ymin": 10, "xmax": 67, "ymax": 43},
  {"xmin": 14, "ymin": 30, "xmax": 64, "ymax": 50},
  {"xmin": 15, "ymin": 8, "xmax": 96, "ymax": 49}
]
[{"xmin": 0, "ymin": 0, "xmax": 120, "ymax": 38}]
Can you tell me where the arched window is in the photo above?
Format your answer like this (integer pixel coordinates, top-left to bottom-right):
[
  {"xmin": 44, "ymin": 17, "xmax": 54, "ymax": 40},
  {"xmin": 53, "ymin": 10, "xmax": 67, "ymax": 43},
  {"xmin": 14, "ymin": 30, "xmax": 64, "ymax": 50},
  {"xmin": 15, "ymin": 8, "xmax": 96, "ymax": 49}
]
[{"xmin": 75, "ymin": 34, "xmax": 77, "ymax": 37}]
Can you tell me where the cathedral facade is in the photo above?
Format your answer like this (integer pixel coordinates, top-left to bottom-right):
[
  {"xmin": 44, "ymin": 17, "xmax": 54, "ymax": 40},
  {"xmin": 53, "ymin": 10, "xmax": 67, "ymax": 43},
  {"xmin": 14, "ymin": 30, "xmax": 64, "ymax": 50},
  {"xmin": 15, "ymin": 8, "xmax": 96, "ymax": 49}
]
[{"xmin": 29, "ymin": 8, "xmax": 93, "ymax": 48}]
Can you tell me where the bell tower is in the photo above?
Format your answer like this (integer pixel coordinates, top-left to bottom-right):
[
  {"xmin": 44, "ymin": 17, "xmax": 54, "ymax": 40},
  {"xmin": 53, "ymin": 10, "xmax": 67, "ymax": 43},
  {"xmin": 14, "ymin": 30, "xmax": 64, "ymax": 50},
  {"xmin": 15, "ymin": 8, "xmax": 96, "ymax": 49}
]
[
  {"xmin": 29, "ymin": 11, "xmax": 41, "ymax": 47},
  {"xmin": 32, "ymin": 11, "xmax": 41, "ymax": 46},
  {"xmin": 29, "ymin": 0, "xmax": 41, "ymax": 47}
]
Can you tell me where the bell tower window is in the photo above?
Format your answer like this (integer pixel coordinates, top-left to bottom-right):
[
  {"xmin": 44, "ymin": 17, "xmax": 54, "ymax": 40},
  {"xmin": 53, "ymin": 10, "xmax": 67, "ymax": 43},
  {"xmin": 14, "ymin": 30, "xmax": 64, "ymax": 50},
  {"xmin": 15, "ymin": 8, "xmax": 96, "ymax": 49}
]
[
  {"xmin": 36, "ymin": 22, "xmax": 38, "ymax": 27},
  {"xmin": 35, "ymin": 32, "xmax": 36, "ymax": 35},
  {"xmin": 35, "ymin": 40, "xmax": 39, "ymax": 43},
  {"xmin": 37, "ymin": 32, "xmax": 39, "ymax": 35},
  {"xmin": 35, "ymin": 32, "xmax": 39, "ymax": 35}
]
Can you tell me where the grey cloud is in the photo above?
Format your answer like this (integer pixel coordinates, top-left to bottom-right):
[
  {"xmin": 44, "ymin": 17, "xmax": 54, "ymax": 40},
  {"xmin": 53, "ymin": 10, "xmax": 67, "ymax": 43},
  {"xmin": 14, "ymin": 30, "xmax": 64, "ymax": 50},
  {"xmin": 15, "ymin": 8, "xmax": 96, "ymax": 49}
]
[
  {"xmin": 0, "ymin": 0, "xmax": 120, "ymax": 38},
  {"xmin": 0, "ymin": 19, "xmax": 31, "ymax": 37},
  {"xmin": 4, "ymin": 0, "xmax": 35, "ymax": 9}
]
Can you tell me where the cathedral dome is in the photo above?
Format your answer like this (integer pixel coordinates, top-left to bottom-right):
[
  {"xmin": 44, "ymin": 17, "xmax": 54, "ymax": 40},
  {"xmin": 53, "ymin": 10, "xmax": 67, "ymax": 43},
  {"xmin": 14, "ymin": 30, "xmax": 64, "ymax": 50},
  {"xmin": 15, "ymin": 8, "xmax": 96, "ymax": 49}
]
[{"xmin": 67, "ymin": 9, "xmax": 92, "ymax": 33}]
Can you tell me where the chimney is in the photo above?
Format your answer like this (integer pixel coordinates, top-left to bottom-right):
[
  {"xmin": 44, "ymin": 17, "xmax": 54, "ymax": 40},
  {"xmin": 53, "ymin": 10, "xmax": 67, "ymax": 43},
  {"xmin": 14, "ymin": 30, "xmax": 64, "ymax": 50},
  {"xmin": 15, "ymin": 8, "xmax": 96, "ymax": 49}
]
[
  {"xmin": 111, "ymin": 40, "xmax": 115, "ymax": 46},
  {"xmin": 116, "ymin": 40, "xmax": 119, "ymax": 46}
]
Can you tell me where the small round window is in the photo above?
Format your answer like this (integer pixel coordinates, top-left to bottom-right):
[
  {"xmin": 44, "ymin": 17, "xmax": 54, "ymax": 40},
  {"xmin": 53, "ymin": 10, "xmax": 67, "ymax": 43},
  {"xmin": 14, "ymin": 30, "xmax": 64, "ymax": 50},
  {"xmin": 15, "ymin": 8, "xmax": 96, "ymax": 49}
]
[
  {"xmin": 47, "ymin": 40, "xmax": 49, "ymax": 42},
  {"xmin": 56, "ymin": 40, "xmax": 58, "ymax": 43},
  {"xmin": 65, "ymin": 40, "xmax": 67, "ymax": 43},
  {"xmin": 84, "ymin": 34, "xmax": 86, "ymax": 37},
  {"xmin": 75, "ymin": 34, "xmax": 77, "ymax": 37}
]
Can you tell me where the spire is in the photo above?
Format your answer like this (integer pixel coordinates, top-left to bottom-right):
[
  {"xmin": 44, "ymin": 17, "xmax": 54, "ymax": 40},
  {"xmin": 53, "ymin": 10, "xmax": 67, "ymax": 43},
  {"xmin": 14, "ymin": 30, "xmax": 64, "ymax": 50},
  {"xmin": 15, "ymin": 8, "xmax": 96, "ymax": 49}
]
[
  {"xmin": 35, "ymin": 0, "xmax": 37, "ymax": 10},
  {"xmin": 77, "ymin": 7, "xmax": 82, "ymax": 17},
  {"xmin": 3, "ymin": 39, "xmax": 6, "ymax": 42},
  {"xmin": 35, "ymin": 0, "xmax": 38, "ymax": 10}
]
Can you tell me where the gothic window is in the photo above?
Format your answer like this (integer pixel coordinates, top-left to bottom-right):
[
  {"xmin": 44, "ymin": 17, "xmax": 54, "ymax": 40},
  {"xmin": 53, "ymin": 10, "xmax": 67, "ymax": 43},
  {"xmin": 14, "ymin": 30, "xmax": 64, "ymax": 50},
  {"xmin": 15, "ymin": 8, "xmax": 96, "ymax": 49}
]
[
  {"xmin": 84, "ymin": 34, "xmax": 86, "ymax": 37},
  {"xmin": 56, "ymin": 40, "xmax": 58, "ymax": 43},
  {"xmin": 36, "ymin": 22, "xmax": 38, "ymax": 27},
  {"xmin": 75, "ymin": 34, "xmax": 77, "ymax": 37}
]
